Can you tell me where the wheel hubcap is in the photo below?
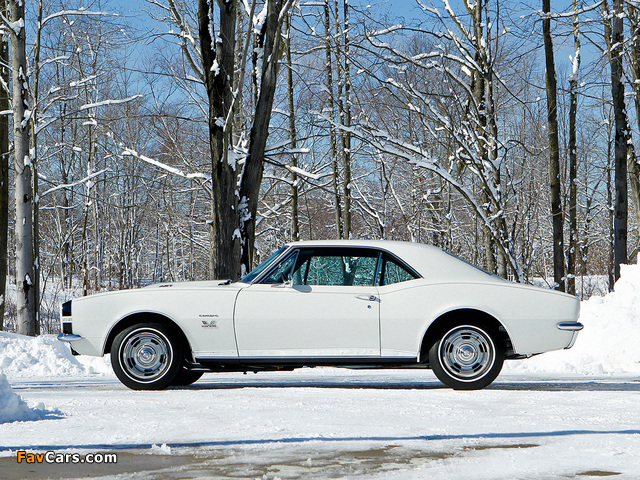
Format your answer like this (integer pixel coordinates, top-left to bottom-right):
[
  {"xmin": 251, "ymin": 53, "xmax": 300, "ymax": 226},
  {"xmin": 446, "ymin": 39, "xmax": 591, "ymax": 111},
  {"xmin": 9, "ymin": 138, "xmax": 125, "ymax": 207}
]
[
  {"xmin": 439, "ymin": 326, "xmax": 495, "ymax": 382},
  {"xmin": 120, "ymin": 329, "xmax": 172, "ymax": 382}
]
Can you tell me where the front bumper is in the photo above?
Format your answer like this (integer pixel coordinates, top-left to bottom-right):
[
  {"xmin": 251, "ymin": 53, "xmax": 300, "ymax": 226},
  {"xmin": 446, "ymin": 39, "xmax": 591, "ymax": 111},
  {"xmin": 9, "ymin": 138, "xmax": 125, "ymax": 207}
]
[{"xmin": 57, "ymin": 334, "xmax": 82, "ymax": 342}]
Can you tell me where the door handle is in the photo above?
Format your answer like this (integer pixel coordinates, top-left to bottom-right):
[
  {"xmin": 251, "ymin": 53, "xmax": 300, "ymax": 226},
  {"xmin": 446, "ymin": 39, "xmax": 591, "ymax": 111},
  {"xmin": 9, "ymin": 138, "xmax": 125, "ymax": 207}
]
[{"xmin": 355, "ymin": 294, "xmax": 377, "ymax": 302}]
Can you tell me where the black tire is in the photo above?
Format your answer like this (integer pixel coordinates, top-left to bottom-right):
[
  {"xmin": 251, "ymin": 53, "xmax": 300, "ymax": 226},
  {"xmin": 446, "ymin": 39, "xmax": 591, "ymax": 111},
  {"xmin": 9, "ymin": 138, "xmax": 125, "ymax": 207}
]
[
  {"xmin": 111, "ymin": 323, "xmax": 182, "ymax": 390},
  {"xmin": 428, "ymin": 324, "xmax": 504, "ymax": 390},
  {"xmin": 170, "ymin": 367, "xmax": 204, "ymax": 387}
]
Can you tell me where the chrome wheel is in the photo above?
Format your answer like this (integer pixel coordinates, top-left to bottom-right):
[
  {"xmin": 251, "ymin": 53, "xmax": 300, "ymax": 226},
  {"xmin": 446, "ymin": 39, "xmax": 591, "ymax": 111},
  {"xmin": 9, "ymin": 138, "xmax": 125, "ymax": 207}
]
[
  {"xmin": 439, "ymin": 326, "xmax": 495, "ymax": 381},
  {"xmin": 112, "ymin": 323, "xmax": 183, "ymax": 389},
  {"xmin": 120, "ymin": 328, "xmax": 173, "ymax": 382},
  {"xmin": 429, "ymin": 323, "xmax": 504, "ymax": 390}
]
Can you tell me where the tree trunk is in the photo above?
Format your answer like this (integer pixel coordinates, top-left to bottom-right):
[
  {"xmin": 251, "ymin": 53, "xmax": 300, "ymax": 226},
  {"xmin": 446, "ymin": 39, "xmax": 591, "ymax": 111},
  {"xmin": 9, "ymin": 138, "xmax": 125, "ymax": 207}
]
[
  {"xmin": 238, "ymin": 0, "xmax": 287, "ymax": 273},
  {"xmin": 9, "ymin": 0, "xmax": 36, "ymax": 335},
  {"xmin": 285, "ymin": 14, "xmax": 299, "ymax": 242},
  {"xmin": 567, "ymin": 0, "xmax": 581, "ymax": 295},
  {"xmin": 0, "ymin": 0, "xmax": 9, "ymax": 331},
  {"xmin": 471, "ymin": 1, "xmax": 496, "ymax": 274},
  {"xmin": 605, "ymin": 0, "xmax": 628, "ymax": 282},
  {"xmin": 323, "ymin": 0, "xmax": 343, "ymax": 239},
  {"xmin": 340, "ymin": 0, "xmax": 352, "ymax": 238},
  {"xmin": 30, "ymin": 0, "xmax": 44, "ymax": 332},
  {"xmin": 198, "ymin": 0, "xmax": 241, "ymax": 280},
  {"xmin": 542, "ymin": 0, "xmax": 565, "ymax": 291},
  {"xmin": 626, "ymin": 4, "xmax": 640, "ymax": 259}
]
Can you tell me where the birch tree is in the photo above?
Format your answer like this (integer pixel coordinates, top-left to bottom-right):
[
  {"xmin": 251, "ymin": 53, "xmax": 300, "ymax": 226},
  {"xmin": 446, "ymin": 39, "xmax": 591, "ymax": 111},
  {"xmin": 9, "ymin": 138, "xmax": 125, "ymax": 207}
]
[
  {"xmin": 5, "ymin": 0, "xmax": 36, "ymax": 335},
  {"xmin": 0, "ymin": 0, "xmax": 8, "ymax": 330}
]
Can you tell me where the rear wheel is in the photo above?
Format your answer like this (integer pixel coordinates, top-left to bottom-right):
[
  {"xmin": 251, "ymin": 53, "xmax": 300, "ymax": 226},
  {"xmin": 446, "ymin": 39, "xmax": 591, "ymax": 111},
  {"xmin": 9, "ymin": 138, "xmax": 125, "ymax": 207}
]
[
  {"xmin": 112, "ymin": 323, "xmax": 182, "ymax": 390},
  {"xmin": 428, "ymin": 324, "xmax": 504, "ymax": 390}
]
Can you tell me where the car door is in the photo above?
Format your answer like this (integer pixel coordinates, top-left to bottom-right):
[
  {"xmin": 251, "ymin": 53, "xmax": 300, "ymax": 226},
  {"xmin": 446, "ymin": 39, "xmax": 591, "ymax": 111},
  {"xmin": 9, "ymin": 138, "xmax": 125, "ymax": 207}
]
[{"xmin": 233, "ymin": 248, "xmax": 381, "ymax": 358}]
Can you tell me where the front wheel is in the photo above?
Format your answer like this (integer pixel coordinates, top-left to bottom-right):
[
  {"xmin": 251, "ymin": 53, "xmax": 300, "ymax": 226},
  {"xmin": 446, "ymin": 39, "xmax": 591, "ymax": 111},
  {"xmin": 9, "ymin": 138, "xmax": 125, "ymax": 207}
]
[
  {"xmin": 112, "ymin": 323, "xmax": 182, "ymax": 390},
  {"xmin": 170, "ymin": 367, "xmax": 204, "ymax": 387},
  {"xmin": 428, "ymin": 324, "xmax": 504, "ymax": 390}
]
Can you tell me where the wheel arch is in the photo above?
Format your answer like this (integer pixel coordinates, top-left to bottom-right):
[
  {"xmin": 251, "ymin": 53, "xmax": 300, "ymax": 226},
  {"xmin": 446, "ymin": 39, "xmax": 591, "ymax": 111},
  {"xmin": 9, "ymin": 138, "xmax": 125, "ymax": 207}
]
[
  {"xmin": 418, "ymin": 308, "xmax": 513, "ymax": 364},
  {"xmin": 103, "ymin": 312, "xmax": 193, "ymax": 357}
]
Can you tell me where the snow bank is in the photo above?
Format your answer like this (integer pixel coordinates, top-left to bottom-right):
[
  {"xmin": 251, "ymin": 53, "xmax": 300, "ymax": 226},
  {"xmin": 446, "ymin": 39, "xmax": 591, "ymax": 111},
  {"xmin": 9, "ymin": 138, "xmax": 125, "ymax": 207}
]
[
  {"xmin": 506, "ymin": 263, "xmax": 640, "ymax": 375},
  {"xmin": 0, "ymin": 332, "xmax": 111, "ymax": 379},
  {"xmin": 0, "ymin": 373, "xmax": 50, "ymax": 423}
]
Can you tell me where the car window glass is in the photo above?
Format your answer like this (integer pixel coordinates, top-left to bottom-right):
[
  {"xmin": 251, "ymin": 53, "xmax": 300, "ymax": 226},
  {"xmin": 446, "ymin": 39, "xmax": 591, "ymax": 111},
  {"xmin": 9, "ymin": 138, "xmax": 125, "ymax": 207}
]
[
  {"xmin": 381, "ymin": 257, "xmax": 418, "ymax": 285},
  {"xmin": 261, "ymin": 252, "xmax": 298, "ymax": 284},
  {"xmin": 241, "ymin": 246, "xmax": 288, "ymax": 283},
  {"xmin": 305, "ymin": 255, "xmax": 377, "ymax": 286}
]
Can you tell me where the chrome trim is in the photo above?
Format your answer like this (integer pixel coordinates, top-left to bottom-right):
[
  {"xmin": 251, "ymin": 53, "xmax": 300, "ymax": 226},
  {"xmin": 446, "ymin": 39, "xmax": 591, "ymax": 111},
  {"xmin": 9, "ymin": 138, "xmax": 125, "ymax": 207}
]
[
  {"xmin": 57, "ymin": 333, "xmax": 82, "ymax": 343},
  {"xmin": 557, "ymin": 322, "xmax": 584, "ymax": 331},
  {"xmin": 248, "ymin": 245, "xmax": 294, "ymax": 285},
  {"xmin": 252, "ymin": 244, "xmax": 422, "ymax": 287},
  {"xmin": 565, "ymin": 331, "xmax": 579, "ymax": 349}
]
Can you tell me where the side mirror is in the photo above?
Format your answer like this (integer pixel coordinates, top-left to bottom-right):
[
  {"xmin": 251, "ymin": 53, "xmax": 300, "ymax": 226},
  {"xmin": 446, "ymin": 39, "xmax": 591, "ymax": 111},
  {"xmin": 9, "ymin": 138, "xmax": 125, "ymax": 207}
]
[{"xmin": 271, "ymin": 273, "xmax": 294, "ymax": 288}]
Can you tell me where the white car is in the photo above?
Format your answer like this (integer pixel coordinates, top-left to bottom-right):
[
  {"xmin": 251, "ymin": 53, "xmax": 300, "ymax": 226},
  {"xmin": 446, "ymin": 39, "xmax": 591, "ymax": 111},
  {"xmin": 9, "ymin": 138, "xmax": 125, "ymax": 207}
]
[{"xmin": 58, "ymin": 240, "xmax": 582, "ymax": 390}]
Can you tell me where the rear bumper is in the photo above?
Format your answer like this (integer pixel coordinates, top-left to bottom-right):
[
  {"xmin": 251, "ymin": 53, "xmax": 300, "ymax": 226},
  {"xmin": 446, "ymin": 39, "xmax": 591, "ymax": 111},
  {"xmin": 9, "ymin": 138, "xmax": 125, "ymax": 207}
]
[
  {"xmin": 557, "ymin": 322, "xmax": 584, "ymax": 331},
  {"xmin": 557, "ymin": 322, "xmax": 584, "ymax": 349}
]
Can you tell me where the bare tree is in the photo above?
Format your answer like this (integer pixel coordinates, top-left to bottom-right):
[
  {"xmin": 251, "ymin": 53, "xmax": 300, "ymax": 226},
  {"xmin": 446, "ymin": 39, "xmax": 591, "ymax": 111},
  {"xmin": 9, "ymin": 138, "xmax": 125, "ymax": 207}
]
[
  {"xmin": 604, "ymin": 0, "xmax": 629, "ymax": 282},
  {"xmin": 567, "ymin": 0, "xmax": 581, "ymax": 295},
  {"xmin": 542, "ymin": 0, "xmax": 565, "ymax": 292}
]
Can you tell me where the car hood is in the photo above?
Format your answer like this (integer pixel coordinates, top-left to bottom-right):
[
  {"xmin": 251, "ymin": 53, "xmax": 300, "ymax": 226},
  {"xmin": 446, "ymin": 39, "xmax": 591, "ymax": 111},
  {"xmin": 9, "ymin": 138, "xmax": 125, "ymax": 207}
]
[{"xmin": 71, "ymin": 280, "xmax": 244, "ymax": 305}]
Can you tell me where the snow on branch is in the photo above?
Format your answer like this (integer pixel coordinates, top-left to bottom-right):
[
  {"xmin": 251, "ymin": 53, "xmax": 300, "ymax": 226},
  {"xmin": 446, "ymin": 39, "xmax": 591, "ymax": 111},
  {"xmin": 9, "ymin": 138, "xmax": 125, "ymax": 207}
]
[
  {"xmin": 286, "ymin": 165, "xmax": 321, "ymax": 180},
  {"xmin": 122, "ymin": 148, "xmax": 210, "ymax": 181},
  {"xmin": 41, "ymin": 9, "xmax": 114, "ymax": 28},
  {"xmin": 367, "ymin": 25, "xmax": 403, "ymax": 37},
  {"xmin": 40, "ymin": 169, "xmax": 110, "ymax": 198},
  {"xmin": 316, "ymin": 112, "xmax": 523, "ymax": 281},
  {"xmin": 535, "ymin": 1, "xmax": 603, "ymax": 20},
  {"xmin": 79, "ymin": 95, "xmax": 142, "ymax": 111}
]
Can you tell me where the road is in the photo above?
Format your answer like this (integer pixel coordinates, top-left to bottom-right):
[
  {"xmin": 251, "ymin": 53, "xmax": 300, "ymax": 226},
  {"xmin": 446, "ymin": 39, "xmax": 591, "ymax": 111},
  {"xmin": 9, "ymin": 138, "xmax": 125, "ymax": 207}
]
[{"xmin": 1, "ymin": 369, "xmax": 640, "ymax": 479}]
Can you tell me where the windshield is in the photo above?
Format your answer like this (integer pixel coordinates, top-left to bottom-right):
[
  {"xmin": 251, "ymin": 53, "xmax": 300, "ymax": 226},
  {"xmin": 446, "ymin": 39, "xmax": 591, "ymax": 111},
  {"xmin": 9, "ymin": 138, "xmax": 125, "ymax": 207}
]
[{"xmin": 240, "ymin": 246, "xmax": 289, "ymax": 284}]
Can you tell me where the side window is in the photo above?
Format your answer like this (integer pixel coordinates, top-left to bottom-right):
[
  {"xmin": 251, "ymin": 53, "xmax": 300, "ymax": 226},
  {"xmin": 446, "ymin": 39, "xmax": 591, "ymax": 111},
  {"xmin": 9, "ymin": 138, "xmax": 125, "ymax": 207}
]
[
  {"xmin": 306, "ymin": 255, "xmax": 377, "ymax": 286},
  {"xmin": 260, "ymin": 248, "xmax": 381, "ymax": 287},
  {"xmin": 380, "ymin": 256, "xmax": 419, "ymax": 286}
]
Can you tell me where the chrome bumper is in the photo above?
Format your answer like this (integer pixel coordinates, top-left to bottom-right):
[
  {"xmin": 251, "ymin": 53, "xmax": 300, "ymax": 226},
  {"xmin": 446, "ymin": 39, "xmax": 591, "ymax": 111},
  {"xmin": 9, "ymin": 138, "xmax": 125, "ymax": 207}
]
[
  {"xmin": 557, "ymin": 322, "xmax": 584, "ymax": 349},
  {"xmin": 557, "ymin": 322, "xmax": 584, "ymax": 331},
  {"xmin": 57, "ymin": 334, "xmax": 82, "ymax": 343}
]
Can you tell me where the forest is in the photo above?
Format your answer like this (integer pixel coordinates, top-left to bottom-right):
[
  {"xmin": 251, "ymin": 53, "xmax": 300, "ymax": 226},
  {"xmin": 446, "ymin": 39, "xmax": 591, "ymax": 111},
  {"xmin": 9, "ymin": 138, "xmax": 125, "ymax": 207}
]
[{"xmin": 0, "ymin": 0, "xmax": 637, "ymax": 334}]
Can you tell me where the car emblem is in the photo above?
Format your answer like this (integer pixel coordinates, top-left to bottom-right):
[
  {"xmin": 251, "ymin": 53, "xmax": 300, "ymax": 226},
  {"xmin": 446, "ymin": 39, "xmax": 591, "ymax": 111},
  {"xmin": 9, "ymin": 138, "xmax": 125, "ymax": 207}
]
[{"xmin": 201, "ymin": 320, "xmax": 218, "ymax": 328}]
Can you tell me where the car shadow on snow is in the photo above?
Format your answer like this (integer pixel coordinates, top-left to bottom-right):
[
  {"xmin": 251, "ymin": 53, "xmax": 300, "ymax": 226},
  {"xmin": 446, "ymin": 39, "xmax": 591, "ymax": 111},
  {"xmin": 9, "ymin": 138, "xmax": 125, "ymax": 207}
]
[
  {"xmin": 177, "ymin": 380, "xmax": 449, "ymax": 390},
  {"xmin": 487, "ymin": 380, "xmax": 640, "ymax": 392},
  {"xmin": 179, "ymin": 378, "xmax": 640, "ymax": 392}
]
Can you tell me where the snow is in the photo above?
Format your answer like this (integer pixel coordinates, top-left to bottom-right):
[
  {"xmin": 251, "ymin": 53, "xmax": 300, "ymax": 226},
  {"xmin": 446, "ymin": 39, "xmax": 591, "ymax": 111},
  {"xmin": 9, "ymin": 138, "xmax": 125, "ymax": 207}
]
[
  {"xmin": 0, "ymin": 332, "xmax": 111, "ymax": 377},
  {"xmin": 79, "ymin": 95, "xmax": 142, "ymax": 111},
  {"xmin": 505, "ymin": 263, "xmax": 640, "ymax": 375},
  {"xmin": 1, "ymin": 266, "xmax": 640, "ymax": 477},
  {"xmin": 0, "ymin": 374, "xmax": 55, "ymax": 424}
]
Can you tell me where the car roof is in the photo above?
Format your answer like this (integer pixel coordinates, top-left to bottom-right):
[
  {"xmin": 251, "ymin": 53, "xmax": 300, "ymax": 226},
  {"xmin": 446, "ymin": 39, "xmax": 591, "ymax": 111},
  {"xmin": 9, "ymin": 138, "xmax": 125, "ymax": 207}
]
[{"xmin": 283, "ymin": 240, "xmax": 497, "ymax": 283}]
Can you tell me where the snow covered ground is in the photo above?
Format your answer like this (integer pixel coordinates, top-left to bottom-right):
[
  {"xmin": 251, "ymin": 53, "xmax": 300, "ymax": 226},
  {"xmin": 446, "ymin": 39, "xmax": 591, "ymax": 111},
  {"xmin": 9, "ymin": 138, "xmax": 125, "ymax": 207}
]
[{"xmin": 1, "ymin": 265, "xmax": 640, "ymax": 479}]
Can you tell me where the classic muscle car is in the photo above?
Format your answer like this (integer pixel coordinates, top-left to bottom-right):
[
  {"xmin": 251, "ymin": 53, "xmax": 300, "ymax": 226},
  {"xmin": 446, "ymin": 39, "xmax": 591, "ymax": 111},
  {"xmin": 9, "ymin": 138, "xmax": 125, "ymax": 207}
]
[{"xmin": 58, "ymin": 240, "xmax": 582, "ymax": 390}]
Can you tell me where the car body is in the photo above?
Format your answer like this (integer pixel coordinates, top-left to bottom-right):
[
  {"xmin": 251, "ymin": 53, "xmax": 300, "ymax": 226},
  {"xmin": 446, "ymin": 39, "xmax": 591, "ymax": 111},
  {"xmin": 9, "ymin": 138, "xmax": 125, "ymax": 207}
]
[{"xmin": 58, "ymin": 240, "xmax": 583, "ymax": 390}]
